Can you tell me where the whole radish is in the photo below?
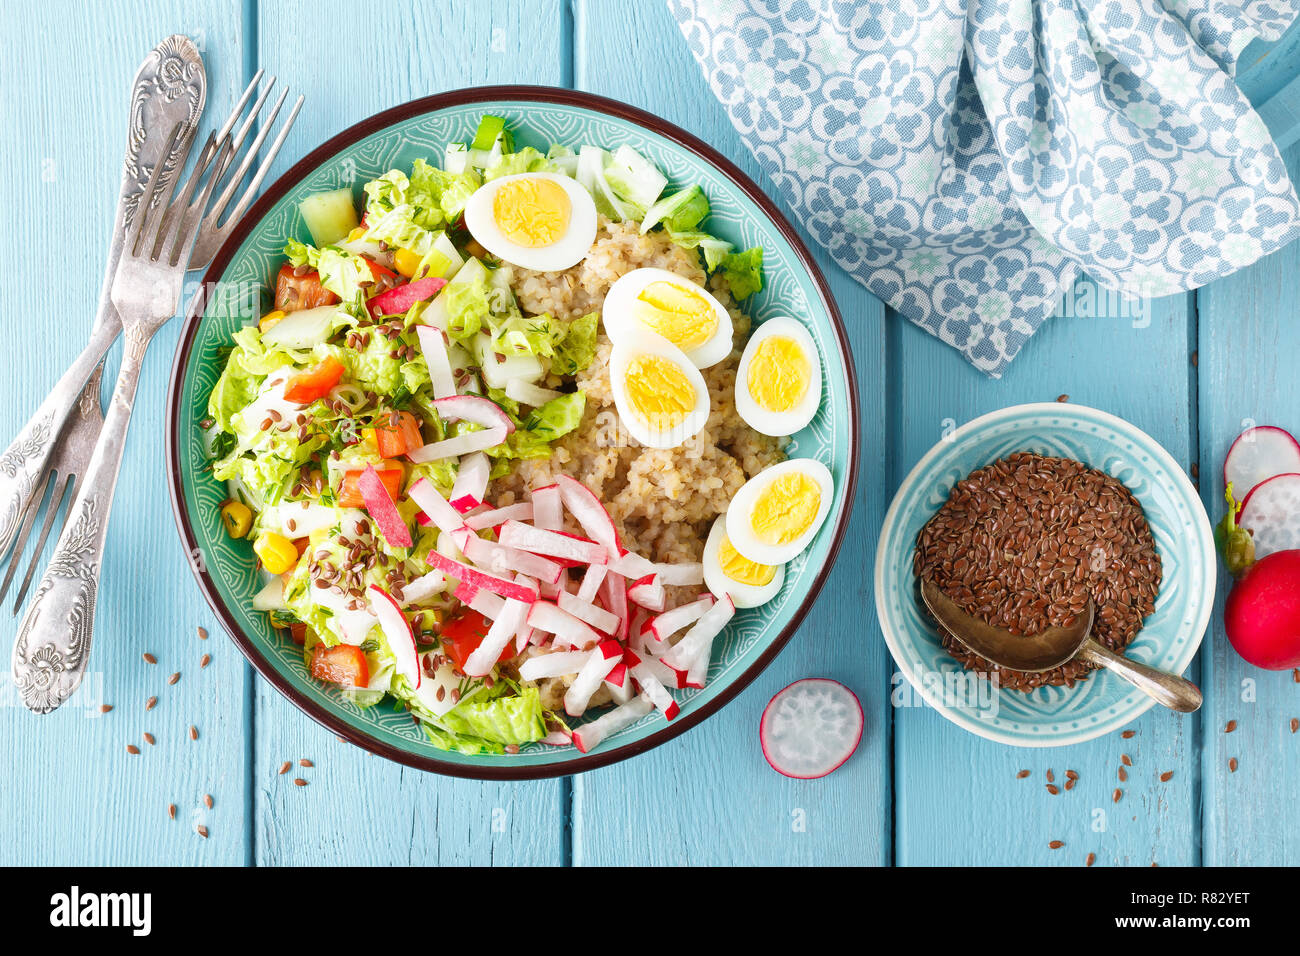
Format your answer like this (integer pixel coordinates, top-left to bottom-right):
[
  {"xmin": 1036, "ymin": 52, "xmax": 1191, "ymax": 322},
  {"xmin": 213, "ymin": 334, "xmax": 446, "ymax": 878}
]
[{"xmin": 1224, "ymin": 550, "xmax": 1300, "ymax": 670}]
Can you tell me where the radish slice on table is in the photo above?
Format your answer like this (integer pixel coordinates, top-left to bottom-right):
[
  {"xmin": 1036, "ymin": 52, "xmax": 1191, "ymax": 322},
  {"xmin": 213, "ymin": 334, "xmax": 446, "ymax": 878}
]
[
  {"xmin": 425, "ymin": 550, "xmax": 539, "ymax": 603},
  {"xmin": 759, "ymin": 679, "xmax": 863, "ymax": 779},
  {"xmin": 572, "ymin": 694, "xmax": 653, "ymax": 753},
  {"xmin": 555, "ymin": 475, "xmax": 620, "ymax": 559},
  {"xmin": 1239, "ymin": 472, "xmax": 1300, "ymax": 559},
  {"xmin": 565, "ymin": 641, "xmax": 624, "ymax": 716},
  {"xmin": 1224, "ymin": 425, "xmax": 1300, "ymax": 497},
  {"xmin": 464, "ymin": 597, "xmax": 529, "ymax": 677},
  {"xmin": 661, "ymin": 595, "xmax": 734, "ymax": 670},
  {"xmin": 499, "ymin": 520, "xmax": 609, "ymax": 564},
  {"xmin": 464, "ymin": 502, "xmax": 534, "ymax": 530},
  {"xmin": 367, "ymin": 585, "xmax": 420, "ymax": 689},
  {"xmin": 450, "ymin": 452, "xmax": 491, "ymax": 512},
  {"xmin": 432, "ymin": 394, "xmax": 516, "ymax": 433},
  {"xmin": 357, "ymin": 466, "xmax": 413, "ymax": 548},
  {"xmin": 531, "ymin": 484, "xmax": 563, "ymax": 531},
  {"xmin": 518, "ymin": 650, "xmax": 590, "ymax": 681},
  {"xmin": 407, "ymin": 426, "xmax": 507, "ymax": 463},
  {"xmin": 415, "ymin": 324, "xmax": 457, "ymax": 399},
  {"xmin": 407, "ymin": 478, "xmax": 466, "ymax": 536}
]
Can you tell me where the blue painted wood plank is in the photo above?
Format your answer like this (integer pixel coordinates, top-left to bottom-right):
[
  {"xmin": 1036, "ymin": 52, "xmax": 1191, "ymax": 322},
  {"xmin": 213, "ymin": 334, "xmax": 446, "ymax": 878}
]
[
  {"xmin": 890, "ymin": 288, "xmax": 1202, "ymax": 866},
  {"xmin": 248, "ymin": 0, "xmax": 570, "ymax": 867},
  {"xmin": 0, "ymin": 2, "xmax": 251, "ymax": 864},
  {"xmin": 1196, "ymin": 142, "xmax": 1300, "ymax": 867},
  {"xmin": 569, "ymin": 0, "xmax": 891, "ymax": 866}
]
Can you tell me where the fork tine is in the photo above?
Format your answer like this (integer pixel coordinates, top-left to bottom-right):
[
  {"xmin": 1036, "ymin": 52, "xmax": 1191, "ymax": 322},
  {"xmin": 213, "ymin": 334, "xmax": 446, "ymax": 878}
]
[
  {"xmin": 207, "ymin": 92, "xmax": 303, "ymax": 237},
  {"xmin": 10, "ymin": 474, "xmax": 73, "ymax": 613},
  {"xmin": 124, "ymin": 120, "xmax": 185, "ymax": 257},
  {"xmin": 164, "ymin": 131, "xmax": 237, "ymax": 267},
  {"xmin": 205, "ymin": 85, "xmax": 290, "ymax": 227},
  {"xmin": 208, "ymin": 77, "xmax": 278, "ymax": 188},
  {"xmin": 0, "ymin": 471, "xmax": 53, "ymax": 604},
  {"xmin": 148, "ymin": 121, "xmax": 201, "ymax": 261}
]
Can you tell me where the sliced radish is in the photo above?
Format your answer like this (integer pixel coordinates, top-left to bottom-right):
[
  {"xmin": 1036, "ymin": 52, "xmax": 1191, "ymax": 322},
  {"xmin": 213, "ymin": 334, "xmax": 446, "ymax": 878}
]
[
  {"xmin": 505, "ymin": 379, "xmax": 564, "ymax": 407},
  {"xmin": 464, "ymin": 502, "xmax": 534, "ymax": 530},
  {"xmin": 556, "ymin": 474, "xmax": 620, "ymax": 560},
  {"xmin": 412, "ymin": 652, "xmax": 464, "ymax": 716},
  {"xmin": 499, "ymin": 520, "xmax": 609, "ymax": 565},
  {"xmin": 661, "ymin": 595, "xmax": 734, "ymax": 670},
  {"xmin": 432, "ymin": 394, "xmax": 516, "ymax": 433},
  {"xmin": 631, "ymin": 666, "xmax": 680, "ymax": 720},
  {"xmin": 629, "ymin": 650, "xmax": 685, "ymax": 689},
  {"xmin": 398, "ymin": 570, "xmax": 447, "ymax": 607},
  {"xmin": 648, "ymin": 596, "xmax": 715, "ymax": 643},
  {"xmin": 407, "ymin": 426, "xmax": 507, "ymax": 463},
  {"xmin": 464, "ymin": 596, "xmax": 529, "ymax": 677},
  {"xmin": 468, "ymin": 589, "xmax": 506, "ymax": 619},
  {"xmin": 608, "ymin": 550, "xmax": 657, "ymax": 579},
  {"xmin": 1239, "ymin": 472, "xmax": 1300, "ymax": 559},
  {"xmin": 527, "ymin": 600, "xmax": 603, "ymax": 648},
  {"xmin": 605, "ymin": 663, "xmax": 634, "ymax": 705},
  {"xmin": 576, "ymin": 565, "xmax": 607, "ymax": 604},
  {"xmin": 407, "ymin": 477, "xmax": 466, "ymax": 536},
  {"xmin": 531, "ymin": 483, "xmax": 563, "ymax": 531},
  {"xmin": 599, "ymin": 569, "xmax": 629, "ymax": 641},
  {"xmin": 760, "ymin": 679, "xmax": 863, "ymax": 779},
  {"xmin": 654, "ymin": 562, "xmax": 705, "ymax": 587},
  {"xmin": 460, "ymin": 533, "xmax": 564, "ymax": 585},
  {"xmin": 356, "ymin": 465, "xmax": 414, "ymax": 548},
  {"xmin": 449, "ymin": 452, "xmax": 491, "ymax": 512},
  {"xmin": 627, "ymin": 574, "xmax": 666, "ymax": 612},
  {"xmin": 557, "ymin": 590, "xmax": 621, "ymax": 634},
  {"xmin": 518, "ymin": 650, "xmax": 590, "ymax": 681},
  {"xmin": 572, "ymin": 695, "xmax": 653, "ymax": 753},
  {"xmin": 540, "ymin": 729, "xmax": 574, "ymax": 746},
  {"xmin": 367, "ymin": 585, "xmax": 419, "ymax": 689},
  {"xmin": 370, "ymin": 275, "xmax": 447, "ymax": 316},
  {"xmin": 415, "ymin": 324, "xmax": 457, "ymax": 400},
  {"xmin": 1224, "ymin": 425, "xmax": 1300, "ymax": 497},
  {"xmin": 685, "ymin": 637, "xmax": 712, "ymax": 689},
  {"xmin": 565, "ymin": 641, "xmax": 625, "ymax": 716},
  {"xmin": 424, "ymin": 550, "xmax": 539, "ymax": 603},
  {"xmin": 454, "ymin": 579, "xmax": 479, "ymax": 603}
]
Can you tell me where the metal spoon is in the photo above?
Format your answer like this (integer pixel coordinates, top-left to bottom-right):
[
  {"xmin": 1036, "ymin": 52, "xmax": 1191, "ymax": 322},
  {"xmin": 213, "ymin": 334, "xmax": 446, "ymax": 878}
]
[{"xmin": 919, "ymin": 578, "xmax": 1202, "ymax": 713}]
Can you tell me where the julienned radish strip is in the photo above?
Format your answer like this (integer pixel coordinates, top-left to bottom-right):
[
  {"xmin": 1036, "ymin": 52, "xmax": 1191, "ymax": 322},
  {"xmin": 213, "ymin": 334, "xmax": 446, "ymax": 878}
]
[
  {"xmin": 653, "ymin": 562, "xmax": 704, "ymax": 587},
  {"xmin": 468, "ymin": 589, "xmax": 506, "ymax": 620},
  {"xmin": 424, "ymin": 550, "xmax": 539, "ymax": 604},
  {"xmin": 661, "ymin": 595, "xmax": 735, "ymax": 670},
  {"xmin": 607, "ymin": 550, "xmax": 657, "ymax": 579},
  {"xmin": 415, "ymin": 324, "xmax": 457, "ymax": 399},
  {"xmin": 685, "ymin": 634, "xmax": 713, "ymax": 689},
  {"xmin": 760, "ymin": 679, "xmax": 863, "ymax": 779},
  {"xmin": 598, "ymin": 569, "xmax": 629, "ymax": 641},
  {"xmin": 648, "ymin": 595, "xmax": 715, "ymax": 642},
  {"xmin": 464, "ymin": 502, "xmax": 534, "ymax": 530},
  {"xmin": 576, "ymin": 565, "xmax": 607, "ymax": 604},
  {"xmin": 398, "ymin": 570, "xmax": 446, "ymax": 607},
  {"xmin": 572, "ymin": 695, "xmax": 653, "ymax": 753},
  {"xmin": 370, "ymin": 275, "xmax": 447, "ymax": 316},
  {"xmin": 499, "ymin": 520, "xmax": 609, "ymax": 565},
  {"xmin": 518, "ymin": 650, "xmax": 590, "ymax": 681},
  {"xmin": 407, "ymin": 426, "xmax": 507, "ymax": 463},
  {"xmin": 564, "ymin": 641, "xmax": 625, "ymax": 717},
  {"xmin": 627, "ymin": 574, "xmax": 666, "ymax": 612},
  {"xmin": 357, "ymin": 466, "xmax": 413, "ymax": 548},
  {"xmin": 366, "ymin": 585, "xmax": 419, "ymax": 689},
  {"xmin": 555, "ymin": 474, "xmax": 621, "ymax": 560},
  {"xmin": 630, "ymin": 665, "xmax": 679, "ymax": 720},
  {"xmin": 556, "ymin": 590, "xmax": 620, "ymax": 634},
  {"xmin": 527, "ymin": 600, "xmax": 603, "ymax": 648},
  {"xmin": 432, "ymin": 394, "xmax": 516, "ymax": 433},
  {"xmin": 628, "ymin": 649, "xmax": 685, "ymax": 688},
  {"xmin": 449, "ymin": 452, "xmax": 491, "ymax": 512},
  {"xmin": 460, "ymin": 533, "xmax": 564, "ymax": 585},
  {"xmin": 505, "ymin": 378, "xmax": 564, "ymax": 407},
  {"xmin": 605, "ymin": 663, "xmax": 634, "ymax": 705},
  {"xmin": 531, "ymin": 484, "xmax": 563, "ymax": 531},
  {"xmin": 463, "ymin": 597, "xmax": 529, "ymax": 677},
  {"xmin": 407, "ymin": 477, "xmax": 466, "ymax": 536}
]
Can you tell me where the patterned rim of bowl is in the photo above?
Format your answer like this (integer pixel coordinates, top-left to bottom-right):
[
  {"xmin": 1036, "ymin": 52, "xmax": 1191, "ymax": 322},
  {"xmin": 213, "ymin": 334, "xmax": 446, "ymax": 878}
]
[
  {"xmin": 164, "ymin": 86, "xmax": 860, "ymax": 779},
  {"xmin": 874, "ymin": 402, "xmax": 1215, "ymax": 747}
]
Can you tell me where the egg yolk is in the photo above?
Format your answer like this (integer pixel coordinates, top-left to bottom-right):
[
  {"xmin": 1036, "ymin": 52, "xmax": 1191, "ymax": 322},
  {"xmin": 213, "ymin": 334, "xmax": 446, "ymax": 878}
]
[
  {"xmin": 492, "ymin": 178, "xmax": 572, "ymax": 248},
  {"xmin": 747, "ymin": 336, "xmax": 810, "ymax": 412},
  {"xmin": 718, "ymin": 533, "xmax": 777, "ymax": 586},
  {"xmin": 623, "ymin": 354, "xmax": 696, "ymax": 431},
  {"xmin": 634, "ymin": 281, "xmax": 719, "ymax": 351},
  {"xmin": 750, "ymin": 472, "xmax": 821, "ymax": 545}
]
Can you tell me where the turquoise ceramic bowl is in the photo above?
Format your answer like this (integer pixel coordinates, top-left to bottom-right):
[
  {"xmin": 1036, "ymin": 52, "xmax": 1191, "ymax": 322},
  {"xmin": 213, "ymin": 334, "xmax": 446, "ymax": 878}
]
[
  {"xmin": 874, "ymin": 403, "xmax": 1214, "ymax": 747},
  {"xmin": 166, "ymin": 88, "xmax": 858, "ymax": 778}
]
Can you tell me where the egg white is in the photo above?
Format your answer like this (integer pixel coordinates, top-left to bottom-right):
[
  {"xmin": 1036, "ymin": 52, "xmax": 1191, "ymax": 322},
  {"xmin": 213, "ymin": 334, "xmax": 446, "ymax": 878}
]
[
  {"xmin": 726, "ymin": 458, "xmax": 834, "ymax": 566},
  {"xmin": 609, "ymin": 327, "xmax": 711, "ymax": 449},
  {"xmin": 603, "ymin": 267, "xmax": 734, "ymax": 369},
  {"xmin": 734, "ymin": 317, "xmax": 822, "ymax": 437},
  {"xmin": 703, "ymin": 514, "xmax": 785, "ymax": 608},
  {"xmin": 463, "ymin": 172, "xmax": 598, "ymax": 272}
]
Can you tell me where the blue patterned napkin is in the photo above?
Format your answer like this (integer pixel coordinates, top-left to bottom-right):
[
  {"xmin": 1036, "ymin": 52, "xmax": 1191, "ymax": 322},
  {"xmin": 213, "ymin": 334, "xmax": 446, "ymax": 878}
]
[{"xmin": 668, "ymin": 0, "xmax": 1300, "ymax": 376}]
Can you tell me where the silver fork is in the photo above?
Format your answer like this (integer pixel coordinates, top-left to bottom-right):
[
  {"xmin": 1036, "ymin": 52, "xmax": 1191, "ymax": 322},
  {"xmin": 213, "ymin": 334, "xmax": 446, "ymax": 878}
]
[
  {"xmin": 12, "ymin": 85, "xmax": 302, "ymax": 714},
  {"xmin": 0, "ymin": 365, "xmax": 106, "ymax": 611}
]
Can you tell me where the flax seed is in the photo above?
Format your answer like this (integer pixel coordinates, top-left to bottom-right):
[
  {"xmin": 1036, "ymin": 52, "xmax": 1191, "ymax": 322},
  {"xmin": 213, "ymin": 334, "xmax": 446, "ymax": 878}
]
[
  {"xmin": 1119, "ymin": 767, "xmax": 1128, "ymax": 782},
  {"xmin": 189, "ymin": 725, "xmax": 198, "ymax": 741},
  {"xmin": 204, "ymin": 794, "xmax": 213, "ymax": 809},
  {"xmin": 1046, "ymin": 769, "xmax": 1054, "ymax": 783},
  {"xmin": 146, "ymin": 696, "xmax": 157, "ymax": 711},
  {"xmin": 1121, "ymin": 753, "xmax": 1132, "ymax": 767},
  {"xmin": 168, "ymin": 804, "xmax": 176, "ymax": 820},
  {"xmin": 168, "ymin": 672, "xmax": 180, "ymax": 685},
  {"xmin": 201, "ymin": 654, "xmax": 210, "ymax": 669},
  {"xmin": 198, "ymin": 626, "xmax": 208, "ymax": 640},
  {"xmin": 1121, "ymin": 729, "xmax": 1136, "ymax": 738},
  {"xmin": 300, "ymin": 759, "xmax": 313, "ymax": 768},
  {"xmin": 126, "ymin": 744, "xmax": 140, "ymax": 755},
  {"xmin": 143, "ymin": 733, "xmax": 155, "ymax": 746},
  {"xmin": 1016, "ymin": 769, "xmax": 1030, "ymax": 778},
  {"xmin": 197, "ymin": 825, "xmax": 209, "ymax": 839},
  {"xmin": 1113, "ymin": 788, "xmax": 1122, "ymax": 803},
  {"xmin": 100, "ymin": 704, "xmax": 113, "ymax": 714},
  {"xmin": 1226, "ymin": 720, "xmax": 1237, "ymax": 733},
  {"xmin": 1046, "ymin": 784, "xmax": 1059, "ymax": 795},
  {"xmin": 1049, "ymin": 840, "xmax": 1064, "ymax": 849},
  {"xmin": 1229, "ymin": 758, "xmax": 1238, "ymax": 773},
  {"xmin": 1291, "ymin": 718, "xmax": 1298, "ymax": 734},
  {"xmin": 143, "ymin": 653, "xmax": 157, "ymax": 664},
  {"xmin": 278, "ymin": 761, "xmax": 291, "ymax": 775},
  {"xmin": 293, "ymin": 778, "xmax": 308, "ymax": 787},
  {"xmin": 1159, "ymin": 771, "xmax": 1173, "ymax": 782},
  {"xmin": 1086, "ymin": 852, "xmax": 1096, "ymax": 867}
]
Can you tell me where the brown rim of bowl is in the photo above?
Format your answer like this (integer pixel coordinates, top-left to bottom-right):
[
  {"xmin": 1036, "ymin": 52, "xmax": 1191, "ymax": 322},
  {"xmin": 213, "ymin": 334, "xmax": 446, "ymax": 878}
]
[{"xmin": 164, "ymin": 85, "xmax": 861, "ymax": 780}]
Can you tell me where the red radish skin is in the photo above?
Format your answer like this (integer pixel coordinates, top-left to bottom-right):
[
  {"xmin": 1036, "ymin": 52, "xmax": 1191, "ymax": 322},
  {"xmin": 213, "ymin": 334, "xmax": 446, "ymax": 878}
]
[
  {"xmin": 367, "ymin": 585, "xmax": 420, "ymax": 689},
  {"xmin": 760, "ymin": 679, "xmax": 863, "ymax": 779},
  {"xmin": 1225, "ymin": 549, "xmax": 1300, "ymax": 670},
  {"xmin": 357, "ymin": 466, "xmax": 413, "ymax": 548}
]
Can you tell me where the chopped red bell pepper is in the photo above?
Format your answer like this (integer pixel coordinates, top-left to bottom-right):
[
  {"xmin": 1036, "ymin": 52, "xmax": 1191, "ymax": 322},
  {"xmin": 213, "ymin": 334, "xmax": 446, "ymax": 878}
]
[
  {"xmin": 309, "ymin": 643, "xmax": 370, "ymax": 687},
  {"xmin": 284, "ymin": 356, "xmax": 346, "ymax": 404},
  {"xmin": 372, "ymin": 411, "xmax": 424, "ymax": 458},
  {"xmin": 275, "ymin": 263, "xmax": 339, "ymax": 312}
]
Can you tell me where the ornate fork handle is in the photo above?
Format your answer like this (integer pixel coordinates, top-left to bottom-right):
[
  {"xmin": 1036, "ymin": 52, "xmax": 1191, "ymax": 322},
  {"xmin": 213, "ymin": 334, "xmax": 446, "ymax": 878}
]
[
  {"xmin": 0, "ymin": 321, "xmax": 120, "ymax": 559},
  {"xmin": 11, "ymin": 324, "xmax": 155, "ymax": 713}
]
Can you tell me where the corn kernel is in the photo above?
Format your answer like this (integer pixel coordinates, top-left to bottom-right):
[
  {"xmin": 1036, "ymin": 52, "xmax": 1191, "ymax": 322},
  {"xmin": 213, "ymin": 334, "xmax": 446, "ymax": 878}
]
[
  {"xmin": 254, "ymin": 532, "xmax": 299, "ymax": 575},
  {"xmin": 346, "ymin": 226, "xmax": 367, "ymax": 243},
  {"xmin": 259, "ymin": 309, "xmax": 286, "ymax": 333},
  {"xmin": 393, "ymin": 247, "xmax": 422, "ymax": 279},
  {"xmin": 220, "ymin": 501, "xmax": 253, "ymax": 538}
]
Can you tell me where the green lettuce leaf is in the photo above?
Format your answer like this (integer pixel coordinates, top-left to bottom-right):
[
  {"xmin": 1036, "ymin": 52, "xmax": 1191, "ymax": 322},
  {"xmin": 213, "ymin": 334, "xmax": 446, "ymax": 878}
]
[
  {"xmin": 550, "ymin": 311, "xmax": 599, "ymax": 375},
  {"xmin": 430, "ymin": 683, "xmax": 547, "ymax": 747},
  {"xmin": 642, "ymin": 185, "xmax": 709, "ymax": 234},
  {"xmin": 483, "ymin": 146, "xmax": 556, "ymax": 181},
  {"xmin": 667, "ymin": 230, "xmax": 733, "ymax": 271},
  {"xmin": 720, "ymin": 246, "xmax": 764, "ymax": 300}
]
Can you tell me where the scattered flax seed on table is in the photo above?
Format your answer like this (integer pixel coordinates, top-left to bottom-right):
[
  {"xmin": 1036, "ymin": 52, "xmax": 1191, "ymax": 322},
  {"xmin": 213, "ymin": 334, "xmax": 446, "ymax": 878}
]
[
  {"xmin": 100, "ymin": 704, "xmax": 113, "ymax": 714},
  {"xmin": 200, "ymin": 654, "xmax": 210, "ymax": 669},
  {"xmin": 1046, "ymin": 769, "xmax": 1054, "ymax": 783},
  {"xmin": 1119, "ymin": 767, "xmax": 1128, "ymax": 782},
  {"xmin": 168, "ymin": 672, "xmax": 180, "ymax": 685},
  {"xmin": 1065, "ymin": 778, "xmax": 1076, "ymax": 791},
  {"xmin": 1160, "ymin": 771, "xmax": 1174, "ymax": 782},
  {"xmin": 204, "ymin": 794, "xmax": 213, "ymax": 809},
  {"xmin": 1121, "ymin": 729, "xmax": 1136, "ymax": 739},
  {"xmin": 1056, "ymin": 394, "xmax": 1068, "ymax": 403},
  {"xmin": 196, "ymin": 825, "xmax": 208, "ymax": 839},
  {"xmin": 300, "ymin": 759, "xmax": 313, "ymax": 768},
  {"xmin": 278, "ymin": 762, "xmax": 291, "ymax": 775},
  {"xmin": 1016, "ymin": 769, "xmax": 1030, "ymax": 779},
  {"xmin": 1225, "ymin": 720, "xmax": 1237, "ymax": 733},
  {"xmin": 1046, "ymin": 784, "xmax": 1060, "ymax": 795},
  {"xmin": 143, "ymin": 653, "xmax": 157, "ymax": 665},
  {"xmin": 1291, "ymin": 718, "xmax": 1298, "ymax": 734},
  {"xmin": 1049, "ymin": 840, "xmax": 1064, "ymax": 849},
  {"xmin": 1121, "ymin": 754, "xmax": 1133, "ymax": 767},
  {"xmin": 189, "ymin": 726, "xmax": 198, "ymax": 741},
  {"xmin": 143, "ymin": 733, "xmax": 155, "ymax": 746},
  {"xmin": 145, "ymin": 696, "xmax": 157, "ymax": 711},
  {"xmin": 1113, "ymin": 789, "xmax": 1123, "ymax": 803},
  {"xmin": 1293, "ymin": 668, "xmax": 1299, "ymax": 683},
  {"xmin": 126, "ymin": 744, "xmax": 140, "ymax": 755},
  {"xmin": 168, "ymin": 805, "xmax": 176, "ymax": 820},
  {"xmin": 293, "ymin": 778, "xmax": 308, "ymax": 787},
  {"xmin": 1065, "ymin": 770, "xmax": 1078, "ymax": 780},
  {"xmin": 1229, "ymin": 758, "xmax": 1239, "ymax": 773},
  {"xmin": 198, "ymin": 626, "xmax": 208, "ymax": 640},
  {"xmin": 1085, "ymin": 852, "xmax": 1096, "ymax": 867}
]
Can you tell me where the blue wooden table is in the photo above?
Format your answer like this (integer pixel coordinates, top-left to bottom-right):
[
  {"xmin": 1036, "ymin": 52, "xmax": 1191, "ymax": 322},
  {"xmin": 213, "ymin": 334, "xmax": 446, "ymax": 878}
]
[{"xmin": 3, "ymin": 0, "xmax": 1299, "ymax": 867}]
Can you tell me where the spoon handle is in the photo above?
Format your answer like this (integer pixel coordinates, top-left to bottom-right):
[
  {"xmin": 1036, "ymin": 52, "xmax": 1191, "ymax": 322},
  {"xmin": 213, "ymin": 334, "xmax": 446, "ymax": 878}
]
[{"xmin": 1079, "ymin": 641, "xmax": 1202, "ymax": 713}]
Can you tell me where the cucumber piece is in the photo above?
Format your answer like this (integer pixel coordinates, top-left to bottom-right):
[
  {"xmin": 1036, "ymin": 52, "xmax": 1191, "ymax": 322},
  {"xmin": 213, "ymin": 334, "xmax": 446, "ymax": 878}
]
[{"xmin": 299, "ymin": 188, "xmax": 358, "ymax": 246}]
